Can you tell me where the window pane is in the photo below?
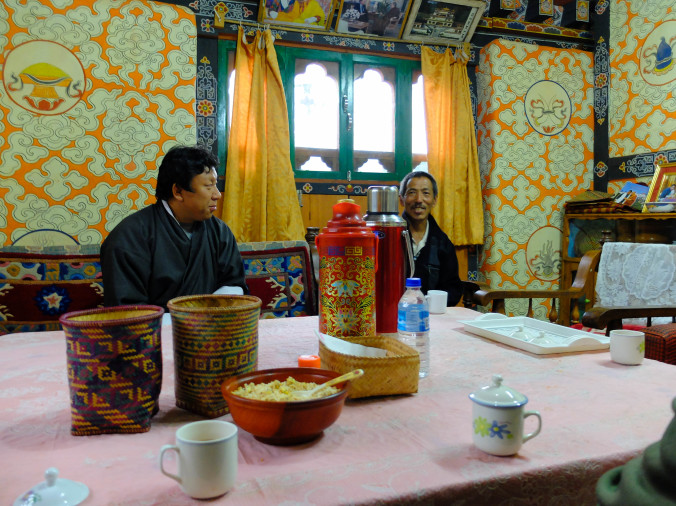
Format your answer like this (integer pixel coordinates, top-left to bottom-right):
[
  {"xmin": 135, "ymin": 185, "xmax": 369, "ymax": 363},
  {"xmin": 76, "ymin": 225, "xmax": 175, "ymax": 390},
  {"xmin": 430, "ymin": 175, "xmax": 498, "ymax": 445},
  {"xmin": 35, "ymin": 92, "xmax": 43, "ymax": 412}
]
[
  {"xmin": 294, "ymin": 60, "xmax": 340, "ymax": 172},
  {"xmin": 412, "ymin": 71, "xmax": 428, "ymax": 171},
  {"xmin": 353, "ymin": 64, "xmax": 395, "ymax": 173},
  {"xmin": 228, "ymin": 63, "xmax": 235, "ymax": 131}
]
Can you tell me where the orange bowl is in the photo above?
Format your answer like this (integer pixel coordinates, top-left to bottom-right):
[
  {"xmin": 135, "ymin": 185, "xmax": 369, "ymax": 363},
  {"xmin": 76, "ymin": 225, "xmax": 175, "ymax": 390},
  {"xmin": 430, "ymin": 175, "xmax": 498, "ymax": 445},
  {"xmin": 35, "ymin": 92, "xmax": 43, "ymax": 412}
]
[{"xmin": 221, "ymin": 368, "xmax": 351, "ymax": 445}]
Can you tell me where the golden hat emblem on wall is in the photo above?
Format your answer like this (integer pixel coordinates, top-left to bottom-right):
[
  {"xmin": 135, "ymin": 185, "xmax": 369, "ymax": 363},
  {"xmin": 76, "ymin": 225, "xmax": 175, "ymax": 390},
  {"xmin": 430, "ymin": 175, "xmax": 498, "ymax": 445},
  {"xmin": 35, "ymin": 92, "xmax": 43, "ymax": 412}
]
[{"xmin": 2, "ymin": 40, "xmax": 86, "ymax": 115}]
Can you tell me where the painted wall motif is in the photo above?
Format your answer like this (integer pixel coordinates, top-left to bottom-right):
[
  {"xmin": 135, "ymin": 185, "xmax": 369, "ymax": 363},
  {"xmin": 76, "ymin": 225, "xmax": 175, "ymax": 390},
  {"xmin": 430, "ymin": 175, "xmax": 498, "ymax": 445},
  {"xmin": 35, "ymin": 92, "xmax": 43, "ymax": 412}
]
[
  {"xmin": 476, "ymin": 39, "xmax": 594, "ymax": 319},
  {"xmin": 0, "ymin": 0, "xmax": 196, "ymax": 246},
  {"xmin": 609, "ymin": 2, "xmax": 676, "ymax": 161}
]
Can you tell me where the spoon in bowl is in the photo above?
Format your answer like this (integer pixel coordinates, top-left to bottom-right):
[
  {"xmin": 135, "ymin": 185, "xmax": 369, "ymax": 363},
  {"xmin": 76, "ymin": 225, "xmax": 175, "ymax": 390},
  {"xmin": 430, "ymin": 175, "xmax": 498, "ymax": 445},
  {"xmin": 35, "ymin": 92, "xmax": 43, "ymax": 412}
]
[{"xmin": 292, "ymin": 369, "xmax": 364, "ymax": 400}]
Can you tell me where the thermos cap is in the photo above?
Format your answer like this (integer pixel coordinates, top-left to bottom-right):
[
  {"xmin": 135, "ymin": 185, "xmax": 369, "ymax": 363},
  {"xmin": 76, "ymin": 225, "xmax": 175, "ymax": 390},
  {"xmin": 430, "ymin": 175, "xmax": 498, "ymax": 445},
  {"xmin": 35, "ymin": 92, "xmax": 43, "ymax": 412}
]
[{"xmin": 366, "ymin": 186, "xmax": 400, "ymax": 214}]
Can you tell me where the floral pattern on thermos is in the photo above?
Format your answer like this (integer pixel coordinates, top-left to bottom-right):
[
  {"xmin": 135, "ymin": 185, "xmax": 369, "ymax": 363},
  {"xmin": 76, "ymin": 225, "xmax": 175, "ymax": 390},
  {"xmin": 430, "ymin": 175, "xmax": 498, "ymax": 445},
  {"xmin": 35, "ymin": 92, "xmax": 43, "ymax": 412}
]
[{"xmin": 319, "ymin": 246, "xmax": 376, "ymax": 337}]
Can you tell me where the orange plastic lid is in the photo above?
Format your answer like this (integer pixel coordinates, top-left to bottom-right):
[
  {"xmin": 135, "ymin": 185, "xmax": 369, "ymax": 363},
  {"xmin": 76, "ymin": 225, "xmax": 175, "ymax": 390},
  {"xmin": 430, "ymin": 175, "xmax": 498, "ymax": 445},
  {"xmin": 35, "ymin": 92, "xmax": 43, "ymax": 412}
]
[{"xmin": 298, "ymin": 354, "xmax": 321, "ymax": 368}]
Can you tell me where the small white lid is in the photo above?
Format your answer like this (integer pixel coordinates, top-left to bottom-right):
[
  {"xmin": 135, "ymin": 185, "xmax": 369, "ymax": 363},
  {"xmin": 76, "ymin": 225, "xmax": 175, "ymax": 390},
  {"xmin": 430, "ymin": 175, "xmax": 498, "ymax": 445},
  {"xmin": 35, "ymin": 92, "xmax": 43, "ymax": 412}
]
[
  {"xmin": 469, "ymin": 374, "xmax": 528, "ymax": 408},
  {"xmin": 14, "ymin": 468, "xmax": 89, "ymax": 506}
]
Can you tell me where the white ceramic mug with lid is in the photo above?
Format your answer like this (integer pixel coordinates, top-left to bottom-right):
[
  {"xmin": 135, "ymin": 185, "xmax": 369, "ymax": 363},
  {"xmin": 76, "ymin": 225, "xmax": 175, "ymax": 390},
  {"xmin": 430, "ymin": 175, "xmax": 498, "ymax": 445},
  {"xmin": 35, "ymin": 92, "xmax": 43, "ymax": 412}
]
[
  {"xmin": 469, "ymin": 374, "xmax": 542, "ymax": 456},
  {"xmin": 160, "ymin": 420, "xmax": 238, "ymax": 499}
]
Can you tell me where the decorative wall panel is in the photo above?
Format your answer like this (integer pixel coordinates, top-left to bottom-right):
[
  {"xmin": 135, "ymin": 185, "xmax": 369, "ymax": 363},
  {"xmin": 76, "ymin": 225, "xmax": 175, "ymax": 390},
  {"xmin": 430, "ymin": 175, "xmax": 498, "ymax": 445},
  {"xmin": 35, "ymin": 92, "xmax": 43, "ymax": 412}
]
[
  {"xmin": 476, "ymin": 38, "xmax": 594, "ymax": 319},
  {"xmin": 0, "ymin": 0, "xmax": 196, "ymax": 246},
  {"xmin": 609, "ymin": 2, "xmax": 676, "ymax": 160}
]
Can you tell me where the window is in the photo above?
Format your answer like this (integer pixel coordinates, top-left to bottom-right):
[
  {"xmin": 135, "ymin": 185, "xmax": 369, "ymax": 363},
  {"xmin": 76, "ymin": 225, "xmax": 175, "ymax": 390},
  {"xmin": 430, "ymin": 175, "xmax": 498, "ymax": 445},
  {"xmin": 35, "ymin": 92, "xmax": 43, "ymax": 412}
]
[{"xmin": 218, "ymin": 41, "xmax": 427, "ymax": 183}]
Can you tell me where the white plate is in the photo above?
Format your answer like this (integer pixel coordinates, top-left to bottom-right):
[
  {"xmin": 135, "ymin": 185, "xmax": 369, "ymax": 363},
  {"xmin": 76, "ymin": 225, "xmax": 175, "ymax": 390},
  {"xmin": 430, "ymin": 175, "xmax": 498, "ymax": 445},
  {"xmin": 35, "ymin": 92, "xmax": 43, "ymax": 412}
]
[{"xmin": 460, "ymin": 313, "xmax": 609, "ymax": 355}]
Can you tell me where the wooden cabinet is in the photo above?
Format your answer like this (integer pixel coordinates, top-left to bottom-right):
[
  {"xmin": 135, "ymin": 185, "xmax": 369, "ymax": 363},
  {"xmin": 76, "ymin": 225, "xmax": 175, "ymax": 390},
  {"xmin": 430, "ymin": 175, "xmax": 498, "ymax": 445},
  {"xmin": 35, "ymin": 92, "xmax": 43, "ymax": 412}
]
[{"xmin": 560, "ymin": 210, "xmax": 676, "ymax": 320}]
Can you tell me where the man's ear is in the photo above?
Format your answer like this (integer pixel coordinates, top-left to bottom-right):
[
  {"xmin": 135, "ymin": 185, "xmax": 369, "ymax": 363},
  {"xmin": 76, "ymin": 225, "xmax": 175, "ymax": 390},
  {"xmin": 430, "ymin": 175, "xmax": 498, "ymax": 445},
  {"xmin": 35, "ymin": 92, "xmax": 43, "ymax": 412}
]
[{"xmin": 172, "ymin": 183, "xmax": 184, "ymax": 201}]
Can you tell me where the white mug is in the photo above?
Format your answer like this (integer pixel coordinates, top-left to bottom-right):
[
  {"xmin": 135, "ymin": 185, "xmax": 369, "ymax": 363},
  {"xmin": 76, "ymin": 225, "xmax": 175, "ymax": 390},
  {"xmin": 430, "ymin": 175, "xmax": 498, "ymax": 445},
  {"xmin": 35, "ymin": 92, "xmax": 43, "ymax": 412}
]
[
  {"xmin": 471, "ymin": 404, "xmax": 542, "ymax": 456},
  {"xmin": 610, "ymin": 329, "xmax": 645, "ymax": 365},
  {"xmin": 426, "ymin": 290, "xmax": 448, "ymax": 314},
  {"xmin": 160, "ymin": 420, "xmax": 238, "ymax": 499}
]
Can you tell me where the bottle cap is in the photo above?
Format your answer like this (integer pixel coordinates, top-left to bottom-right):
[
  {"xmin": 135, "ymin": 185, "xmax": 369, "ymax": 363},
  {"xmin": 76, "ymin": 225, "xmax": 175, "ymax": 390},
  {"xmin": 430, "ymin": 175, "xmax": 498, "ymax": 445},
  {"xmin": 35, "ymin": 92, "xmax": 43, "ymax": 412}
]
[
  {"xmin": 298, "ymin": 354, "xmax": 321, "ymax": 368},
  {"xmin": 405, "ymin": 277, "xmax": 422, "ymax": 288}
]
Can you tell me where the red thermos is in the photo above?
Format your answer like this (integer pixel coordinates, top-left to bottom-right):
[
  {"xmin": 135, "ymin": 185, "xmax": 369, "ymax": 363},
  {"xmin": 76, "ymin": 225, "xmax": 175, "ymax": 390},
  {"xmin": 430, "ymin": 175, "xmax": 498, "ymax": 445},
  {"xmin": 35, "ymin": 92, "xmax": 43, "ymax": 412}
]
[
  {"xmin": 316, "ymin": 199, "xmax": 377, "ymax": 338},
  {"xmin": 364, "ymin": 186, "xmax": 413, "ymax": 334}
]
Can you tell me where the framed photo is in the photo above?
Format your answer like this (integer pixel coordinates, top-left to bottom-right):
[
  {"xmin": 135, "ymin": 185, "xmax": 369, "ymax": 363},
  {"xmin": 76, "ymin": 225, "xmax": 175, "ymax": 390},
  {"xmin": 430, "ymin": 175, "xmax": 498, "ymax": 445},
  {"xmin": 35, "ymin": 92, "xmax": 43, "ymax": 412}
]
[
  {"xmin": 643, "ymin": 162, "xmax": 676, "ymax": 213},
  {"xmin": 402, "ymin": 0, "xmax": 485, "ymax": 44},
  {"xmin": 334, "ymin": 0, "xmax": 412, "ymax": 38},
  {"xmin": 259, "ymin": 0, "xmax": 336, "ymax": 30},
  {"xmin": 612, "ymin": 181, "xmax": 649, "ymax": 212}
]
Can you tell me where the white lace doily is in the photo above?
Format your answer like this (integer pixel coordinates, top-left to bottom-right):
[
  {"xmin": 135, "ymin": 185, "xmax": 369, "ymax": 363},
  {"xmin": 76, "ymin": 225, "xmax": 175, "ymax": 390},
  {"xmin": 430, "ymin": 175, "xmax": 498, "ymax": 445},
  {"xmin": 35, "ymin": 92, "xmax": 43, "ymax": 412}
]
[{"xmin": 596, "ymin": 242, "xmax": 676, "ymax": 308}]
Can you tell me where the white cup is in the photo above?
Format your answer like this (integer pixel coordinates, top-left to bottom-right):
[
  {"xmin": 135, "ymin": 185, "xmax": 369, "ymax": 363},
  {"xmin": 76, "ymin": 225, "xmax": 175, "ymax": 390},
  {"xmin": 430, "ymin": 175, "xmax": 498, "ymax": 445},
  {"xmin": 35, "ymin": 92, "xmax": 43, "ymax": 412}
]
[
  {"xmin": 471, "ymin": 404, "xmax": 542, "ymax": 456},
  {"xmin": 610, "ymin": 329, "xmax": 645, "ymax": 365},
  {"xmin": 160, "ymin": 420, "xmax": 238, "ymax": 499},
  {"xmin": 426, "ymin": 290, "xmax": 447, "ymax": 314}
]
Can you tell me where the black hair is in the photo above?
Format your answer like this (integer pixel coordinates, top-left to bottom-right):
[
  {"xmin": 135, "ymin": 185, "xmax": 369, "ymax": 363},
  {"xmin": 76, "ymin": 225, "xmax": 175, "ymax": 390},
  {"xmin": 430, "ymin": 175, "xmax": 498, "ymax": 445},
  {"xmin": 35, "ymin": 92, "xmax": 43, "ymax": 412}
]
[
  {"xmin": 155, "ymin": 145, "xmax": 220, "ymax": 201},
  {"xmin": 399, "ymin": 171, "xmax": 439, "ymax": 199}
]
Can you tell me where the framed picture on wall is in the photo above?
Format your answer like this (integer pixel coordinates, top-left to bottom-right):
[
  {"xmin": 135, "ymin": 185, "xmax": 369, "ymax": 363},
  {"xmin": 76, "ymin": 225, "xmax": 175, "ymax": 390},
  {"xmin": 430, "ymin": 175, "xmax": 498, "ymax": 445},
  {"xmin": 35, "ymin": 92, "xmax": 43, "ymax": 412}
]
[
  {"xmin": 644, "ymin": 162, "xmax": 676, "ymax": 213},
  {"xmin": 259, "ymin": 0, "xmax": 337, "ymax": 30},
  {"xmin": 402, "ymin": 0, "xmax": 484, "ymax": 44},
  {"xmin": 334, "ymin": 0, "xmax": 413, "ymax": 38}
]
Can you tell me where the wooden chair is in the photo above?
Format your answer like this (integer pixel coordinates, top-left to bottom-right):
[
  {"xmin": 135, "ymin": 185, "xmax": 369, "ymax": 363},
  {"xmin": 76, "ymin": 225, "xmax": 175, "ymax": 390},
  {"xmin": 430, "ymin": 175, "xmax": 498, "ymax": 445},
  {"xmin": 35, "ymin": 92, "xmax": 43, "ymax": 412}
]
[
  {"xmin": 581, "ymin": 306, "xmax": 676, "ymax": 335},
  {"xmin": 467, "ymin": 249, "xmax": 602, "ymax": 327},
  {"xmin": 466, "ymin": 242, "xmax": 676, "ymax": 334}
]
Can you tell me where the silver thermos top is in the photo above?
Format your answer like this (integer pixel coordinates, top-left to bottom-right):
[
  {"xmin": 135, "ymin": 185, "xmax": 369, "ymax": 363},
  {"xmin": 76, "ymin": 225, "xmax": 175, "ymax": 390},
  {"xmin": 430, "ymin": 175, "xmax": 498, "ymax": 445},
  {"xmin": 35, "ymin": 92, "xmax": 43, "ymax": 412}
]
[{"xmin": 364, "ymin": 186, "xmax": 405, "ymax": 225}]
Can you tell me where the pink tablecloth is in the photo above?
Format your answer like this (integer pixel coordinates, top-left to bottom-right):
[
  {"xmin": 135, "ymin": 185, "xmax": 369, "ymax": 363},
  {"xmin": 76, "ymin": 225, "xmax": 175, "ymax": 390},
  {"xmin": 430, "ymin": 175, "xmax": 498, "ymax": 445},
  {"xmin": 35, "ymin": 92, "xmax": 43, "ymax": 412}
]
[{"xmin": 2, "ymin": 308, "xmax": 675, "ymax": 505}]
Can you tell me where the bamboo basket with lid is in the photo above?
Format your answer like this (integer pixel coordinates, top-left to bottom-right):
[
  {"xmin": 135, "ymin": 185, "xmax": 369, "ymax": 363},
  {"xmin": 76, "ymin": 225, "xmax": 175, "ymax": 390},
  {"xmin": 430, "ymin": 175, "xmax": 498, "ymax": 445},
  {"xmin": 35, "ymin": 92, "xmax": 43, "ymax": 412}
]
[{"xmin": 318, "ymin": 335, "xmax": 419, "ymax": 399}]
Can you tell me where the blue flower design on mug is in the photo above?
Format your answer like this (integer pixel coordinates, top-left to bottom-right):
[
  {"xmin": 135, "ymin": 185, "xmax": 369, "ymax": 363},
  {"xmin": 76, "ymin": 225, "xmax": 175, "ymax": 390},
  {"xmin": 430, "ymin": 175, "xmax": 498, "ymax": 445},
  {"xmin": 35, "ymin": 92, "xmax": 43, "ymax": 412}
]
[{"xmin": 489, "ymin": 420, "xmax": 513, "ymax": 440}]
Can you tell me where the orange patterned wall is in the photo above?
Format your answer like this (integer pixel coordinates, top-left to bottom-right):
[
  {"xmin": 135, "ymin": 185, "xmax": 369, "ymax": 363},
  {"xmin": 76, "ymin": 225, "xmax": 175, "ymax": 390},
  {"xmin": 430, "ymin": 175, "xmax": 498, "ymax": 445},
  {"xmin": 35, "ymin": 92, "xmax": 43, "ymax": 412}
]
[
  {"xmin": 0, "ymin": 0, "xmax": 196, "ymax": 246},
  {"xmin": 609, "ymin": 2, "xmax": 676, "ymax": 158},
  {"xmin": 476, "ymin": 39, "xmax": 594, "ymax": 319}
]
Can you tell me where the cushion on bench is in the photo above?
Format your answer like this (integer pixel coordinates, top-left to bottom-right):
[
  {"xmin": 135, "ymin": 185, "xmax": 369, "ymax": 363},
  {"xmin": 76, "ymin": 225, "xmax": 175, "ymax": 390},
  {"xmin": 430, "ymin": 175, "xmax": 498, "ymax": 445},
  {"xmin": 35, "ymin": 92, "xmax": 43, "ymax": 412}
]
[
  {"xmin": 0, "ymin": 247, "xmax": 104, "ymax": 334},
  {"xmin": 0, "ymin": 239, "xmax": 316, "ymax": 334},
  {"xmin": 642, "ymin": 323, "xmax": 676, "ymax": 365},
  {"xmin": 239, "ymin": 240, "xmax": 316, "ymax": 318}
]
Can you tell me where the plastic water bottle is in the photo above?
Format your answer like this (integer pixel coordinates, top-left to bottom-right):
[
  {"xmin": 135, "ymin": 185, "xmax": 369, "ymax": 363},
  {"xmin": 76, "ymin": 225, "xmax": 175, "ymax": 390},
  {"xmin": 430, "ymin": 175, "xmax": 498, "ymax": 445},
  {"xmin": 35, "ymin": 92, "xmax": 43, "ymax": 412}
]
[{"xmin": 397, "ymin": 277, "xmax": 430, "ymax": 378}]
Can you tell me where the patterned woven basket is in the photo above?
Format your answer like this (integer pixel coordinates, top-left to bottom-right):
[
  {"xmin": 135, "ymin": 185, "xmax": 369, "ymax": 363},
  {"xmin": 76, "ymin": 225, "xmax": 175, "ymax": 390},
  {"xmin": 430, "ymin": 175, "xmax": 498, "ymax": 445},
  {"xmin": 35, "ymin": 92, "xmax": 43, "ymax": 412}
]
[
  {"xmin": 167, "ymin": 294, "xmax": 261, "ymax": 418},
  {"xmin": 59, "ymin": 305, "xmax": 164, "ymax": 436},
  {"xmin": 318, "ymin": 335, "xmax": 419, "ymax": 399}
]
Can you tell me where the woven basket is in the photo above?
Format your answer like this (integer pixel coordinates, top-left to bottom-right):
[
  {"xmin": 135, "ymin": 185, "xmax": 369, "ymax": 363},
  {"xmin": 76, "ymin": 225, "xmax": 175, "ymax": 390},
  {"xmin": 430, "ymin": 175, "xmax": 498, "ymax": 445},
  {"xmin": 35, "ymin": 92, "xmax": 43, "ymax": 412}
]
[
  {"xmin": 167, "ymin": 294, "xmax": 261, "ymax": 418},
  {"xmin": 59, "ymin": 305, "xmax": 164, "ymax": 436},
  {"xmin": 318, "ymin": 335, "xmax": 419, "ymax": 399}
]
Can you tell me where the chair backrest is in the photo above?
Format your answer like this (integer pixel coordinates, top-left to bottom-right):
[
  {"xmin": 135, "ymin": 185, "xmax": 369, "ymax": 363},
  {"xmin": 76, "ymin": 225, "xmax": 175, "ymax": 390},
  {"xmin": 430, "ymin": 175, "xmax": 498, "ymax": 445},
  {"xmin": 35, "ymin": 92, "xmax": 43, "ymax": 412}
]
[{"xmin": 238, "ymin": 240, "xmax": 317, "ymax": 318}]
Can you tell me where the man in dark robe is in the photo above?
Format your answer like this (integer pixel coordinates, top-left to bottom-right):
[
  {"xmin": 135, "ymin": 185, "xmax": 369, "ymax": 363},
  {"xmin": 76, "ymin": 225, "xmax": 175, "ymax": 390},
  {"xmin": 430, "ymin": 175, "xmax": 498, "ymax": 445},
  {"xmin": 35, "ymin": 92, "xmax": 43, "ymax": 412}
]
[
  {"xmin": 399, "ymin": 170, "xmax": 462, "ymax": 307},
  {"xmin": 101, "ymin": 145, "xmax": 247, "ymax": 309}
]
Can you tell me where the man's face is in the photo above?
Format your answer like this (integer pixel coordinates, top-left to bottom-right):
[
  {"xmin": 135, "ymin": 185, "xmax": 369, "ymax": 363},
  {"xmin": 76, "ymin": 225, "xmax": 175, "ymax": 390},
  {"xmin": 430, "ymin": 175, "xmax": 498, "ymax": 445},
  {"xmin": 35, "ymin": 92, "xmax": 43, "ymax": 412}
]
[
  {"xmin": 401, "ymin": 175, "xmax": 437, "ymax": 225},
  {"xmin": 173, "ymin": 167, "xmax": 221, "ymax": 224}
]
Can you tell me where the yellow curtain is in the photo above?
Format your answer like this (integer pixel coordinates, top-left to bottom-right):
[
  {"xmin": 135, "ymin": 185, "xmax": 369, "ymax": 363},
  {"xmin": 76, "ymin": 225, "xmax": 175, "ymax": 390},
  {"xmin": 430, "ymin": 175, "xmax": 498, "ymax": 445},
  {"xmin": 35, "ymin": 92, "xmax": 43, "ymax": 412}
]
[
  {"xmin": 222, "ymin": 27, "xmax": 305, "ymax": 242},
  {"xmin": 421, "ymin": 46, "xmax": 483, "ymax": 246}
]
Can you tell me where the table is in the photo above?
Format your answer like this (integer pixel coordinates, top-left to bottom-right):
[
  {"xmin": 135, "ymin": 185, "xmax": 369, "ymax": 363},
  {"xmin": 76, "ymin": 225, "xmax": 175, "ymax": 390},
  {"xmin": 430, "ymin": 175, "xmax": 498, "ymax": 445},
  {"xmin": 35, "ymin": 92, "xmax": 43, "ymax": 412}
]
[{"xmin": 2, "ymin": 308, "xmax": 675, "ymax": 505}]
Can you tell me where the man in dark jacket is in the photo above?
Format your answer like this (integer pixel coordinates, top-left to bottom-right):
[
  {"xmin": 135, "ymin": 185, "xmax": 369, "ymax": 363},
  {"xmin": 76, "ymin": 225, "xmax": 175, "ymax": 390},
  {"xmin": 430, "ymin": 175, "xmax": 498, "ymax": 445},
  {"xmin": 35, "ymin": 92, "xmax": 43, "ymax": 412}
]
[
  {"xmin": 101, "ymin": 145, "xmax": 247, "ymax": 309},
  {"xmin": 399, "ymin": 170, "xmax": 462, "ymax": 307}
]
